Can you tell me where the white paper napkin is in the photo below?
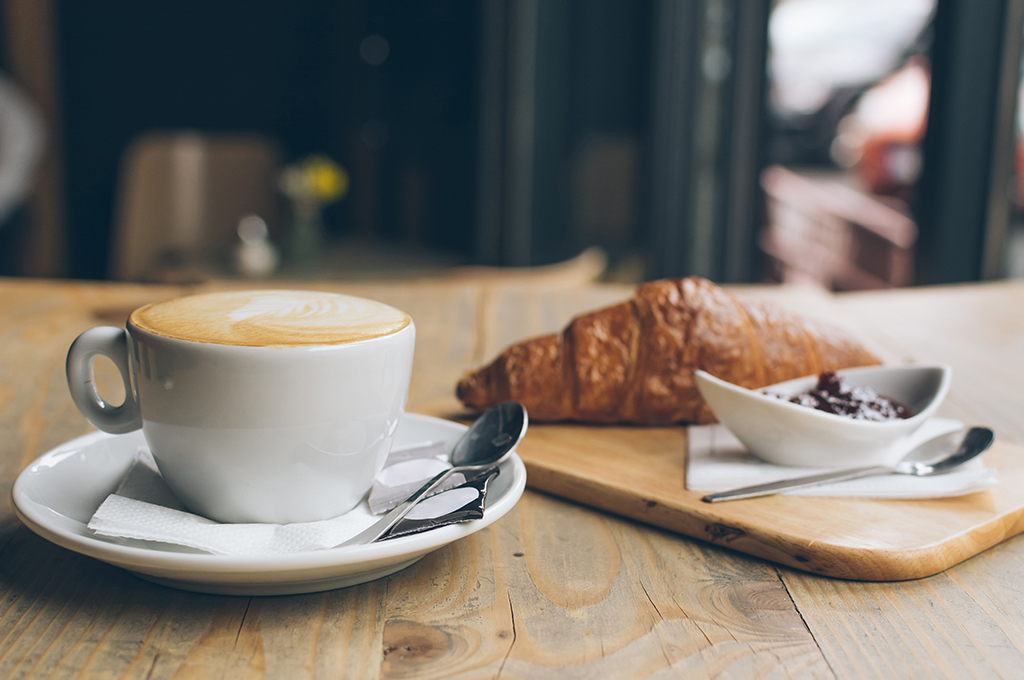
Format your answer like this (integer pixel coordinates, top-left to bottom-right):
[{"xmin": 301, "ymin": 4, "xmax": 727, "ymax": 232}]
[
  {"xmin": 88, "ymin": 442, "xmax": 479, "ymax": 556},
  {"xmin": 686, "ymin": 417, "xmax": 998, "ymax": 498}
]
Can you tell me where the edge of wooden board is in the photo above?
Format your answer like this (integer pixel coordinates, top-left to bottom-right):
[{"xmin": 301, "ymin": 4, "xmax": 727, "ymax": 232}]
[{"xmin": 514, "ymin": 424, "xmax": 1024, "ymax": 581}]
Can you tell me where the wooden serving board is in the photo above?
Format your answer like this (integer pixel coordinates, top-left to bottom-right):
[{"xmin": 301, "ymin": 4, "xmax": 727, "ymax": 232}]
[{"xmin": 513, "ymin": 423, "xmax": 1024, "ymax": 581}]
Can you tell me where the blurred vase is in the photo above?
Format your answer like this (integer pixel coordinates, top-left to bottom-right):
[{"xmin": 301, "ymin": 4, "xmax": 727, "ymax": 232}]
[
  {"xmin": 279, "ymin": 154, "xmax": 348, "ymax": 273},
  {"xmin": 287, "ymin": 197, "xmax": 324, "ymax": 271}
]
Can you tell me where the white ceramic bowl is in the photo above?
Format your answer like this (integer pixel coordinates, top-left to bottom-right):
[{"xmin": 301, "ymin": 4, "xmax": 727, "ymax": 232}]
[{"xmin": 694, "ymin": 364, "xmax": 952, "ymax": 467}]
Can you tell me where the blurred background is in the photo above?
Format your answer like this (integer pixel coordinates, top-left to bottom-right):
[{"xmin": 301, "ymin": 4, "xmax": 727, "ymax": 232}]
[{"xmin": 0, "ymin": 0, "xmax": 1021, "ymax": 288}]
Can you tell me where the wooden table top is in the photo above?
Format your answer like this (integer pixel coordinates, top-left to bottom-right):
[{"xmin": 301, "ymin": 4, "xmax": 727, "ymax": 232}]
[{"xmin": 2, "ymin": 275, "xmax": 1024, "ymax": 678}]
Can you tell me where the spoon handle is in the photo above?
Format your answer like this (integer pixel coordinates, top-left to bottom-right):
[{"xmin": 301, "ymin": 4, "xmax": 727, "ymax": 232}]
[
  {"xmin": 701, "ymin": 464, "xmax": 892, "ymax": 503},
  {"xmin": 335, "ymin": 468, "xmax": 459, "ymax": 547}
]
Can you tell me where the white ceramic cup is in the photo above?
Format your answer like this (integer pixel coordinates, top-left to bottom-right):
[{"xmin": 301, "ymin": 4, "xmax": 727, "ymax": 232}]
[{"xmin": 66, "ymin": 290, "xmax": 415, "ymax": 524}]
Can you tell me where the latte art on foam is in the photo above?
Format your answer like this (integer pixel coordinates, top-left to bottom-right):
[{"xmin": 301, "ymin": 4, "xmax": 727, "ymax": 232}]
[{"xmin": 130, "ymin": 290, "xmax": 411, "ymax": 346}]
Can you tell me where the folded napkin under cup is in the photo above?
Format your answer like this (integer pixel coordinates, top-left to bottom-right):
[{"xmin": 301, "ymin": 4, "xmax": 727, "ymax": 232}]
[{"xmin": 88, "ymin": 441, "xmax": 495, "ymax": 557}]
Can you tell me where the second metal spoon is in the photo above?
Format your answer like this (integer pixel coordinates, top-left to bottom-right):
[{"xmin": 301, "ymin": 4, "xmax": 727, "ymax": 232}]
[{"xmin": 702, "ymin": 426, "xmax": 995, "ymax": 503}]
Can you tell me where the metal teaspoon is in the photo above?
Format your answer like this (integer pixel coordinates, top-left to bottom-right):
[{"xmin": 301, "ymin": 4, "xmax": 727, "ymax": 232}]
[
  {"xmin": 337, "ymin": 400, "xmax": 529, "ymax": 546},
  {"xmin": 701, "ymin": 426, "xmax": 995, "ymax": 503}
]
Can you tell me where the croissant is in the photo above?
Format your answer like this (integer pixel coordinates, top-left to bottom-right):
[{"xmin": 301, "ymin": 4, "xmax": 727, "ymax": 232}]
[{"xmin": 456, "ymin": 277, "xmax": 881, "ymax": 424}]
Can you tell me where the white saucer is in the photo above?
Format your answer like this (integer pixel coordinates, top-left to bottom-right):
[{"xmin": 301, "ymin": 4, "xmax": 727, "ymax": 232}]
[{"xmin": 12, "ymin": 413, "xmax": 527, "ymax": 596}]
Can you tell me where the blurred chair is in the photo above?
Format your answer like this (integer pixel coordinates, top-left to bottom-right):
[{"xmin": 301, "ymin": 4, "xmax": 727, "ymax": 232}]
[
  {"xmin": 0, "ymin": 73, "xmax": 44, "ymax": 276},
  {"xmin": 759, "ymin": 165, "xmax": 917, "ymax": 290},
  {"xmin": 110, "ymin": 131, "xmax": 281, "ymax": 281}
]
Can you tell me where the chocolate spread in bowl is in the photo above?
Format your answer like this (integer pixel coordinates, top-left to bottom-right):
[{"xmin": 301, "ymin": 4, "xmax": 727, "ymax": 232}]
[{"xmin": 767, "ymin": 371, "xmax": 912, "ymax": 421}]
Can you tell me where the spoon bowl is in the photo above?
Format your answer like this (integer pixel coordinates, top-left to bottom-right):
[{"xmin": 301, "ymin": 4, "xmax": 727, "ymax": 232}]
[
  {"xmin": 337, "ymin": 401, "xmax": 529, "ymax": 545},
  {"xmin": 895, "ymin": 426, "xmax": 995, "ymax": 476},
  {"xmin": 451, "ymin": 400, "xmax": 529, "ymax": 468},
  {"xmin": 702, "ymin": 426, "xmax": 995, "ymax": 502}
]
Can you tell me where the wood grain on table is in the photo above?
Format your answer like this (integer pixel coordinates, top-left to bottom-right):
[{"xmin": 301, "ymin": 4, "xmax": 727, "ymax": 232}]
[{"xmin": 2, "ymin": 276, "xmax": 1024, "ymax": 678}]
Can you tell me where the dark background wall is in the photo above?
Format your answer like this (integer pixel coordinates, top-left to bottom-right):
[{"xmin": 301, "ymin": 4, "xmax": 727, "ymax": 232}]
[{"xmin": 55, "ymin": 0, "xmax": 481, "ymax": 280}]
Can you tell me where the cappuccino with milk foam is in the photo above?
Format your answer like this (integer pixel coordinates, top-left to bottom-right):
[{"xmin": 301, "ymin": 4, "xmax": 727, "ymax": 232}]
[{"xmin": 130, "ymin": 290, "xmax": 410, "ymax": 347}]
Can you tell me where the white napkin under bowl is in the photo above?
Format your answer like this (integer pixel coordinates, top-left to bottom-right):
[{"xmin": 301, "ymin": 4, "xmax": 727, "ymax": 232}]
[{"xmin": 686, "ymin": 417, "xmax": 997, "ymax": 499}]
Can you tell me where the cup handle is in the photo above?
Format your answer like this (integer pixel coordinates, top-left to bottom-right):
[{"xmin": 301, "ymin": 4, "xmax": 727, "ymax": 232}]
[{"xmin": 66, "ymin": 326, "xmax": 142, "ymax": 434}]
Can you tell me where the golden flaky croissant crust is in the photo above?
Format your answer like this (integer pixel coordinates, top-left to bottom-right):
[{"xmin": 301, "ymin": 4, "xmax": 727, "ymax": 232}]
[{"xmin": 456, "ymin": 277, "xmax": 881, "ymax": 424}]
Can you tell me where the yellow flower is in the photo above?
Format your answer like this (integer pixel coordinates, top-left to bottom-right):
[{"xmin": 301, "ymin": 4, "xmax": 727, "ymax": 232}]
[
  {"xmin": 302, "ymin": 155, "xmax": 349, "ymax": 202},
  {"xmin": 280, "ymin": 154, "xmax": 350, "ymax": 204}
]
